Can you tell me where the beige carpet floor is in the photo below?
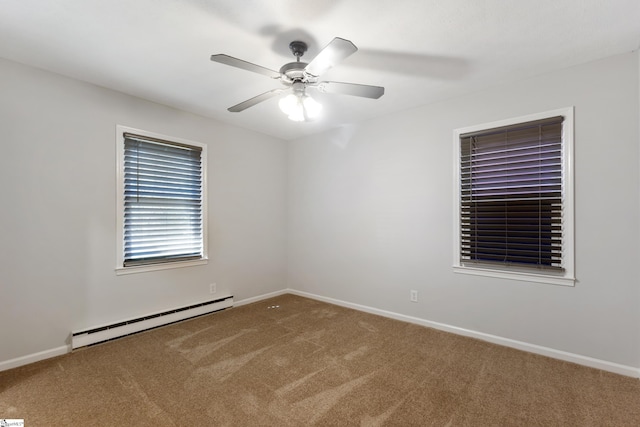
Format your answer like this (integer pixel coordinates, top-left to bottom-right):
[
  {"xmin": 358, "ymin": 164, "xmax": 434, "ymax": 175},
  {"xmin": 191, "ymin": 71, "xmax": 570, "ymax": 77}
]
[{"xmin": 1, "ymin": 294, "xmax": 639, "ymax": 426}]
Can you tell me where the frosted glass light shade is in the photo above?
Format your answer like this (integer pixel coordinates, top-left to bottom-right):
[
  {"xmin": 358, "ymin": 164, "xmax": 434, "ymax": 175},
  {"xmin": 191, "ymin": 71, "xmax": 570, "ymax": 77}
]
[
  {"xmin": 278, "ymin": 92, "xmax": 322, "ymax": 122},
  {"xmin": 302, "ymin": 96, "xmax": 322, "ymax": 119},
  {"xmin": 278, "ymin": 94, "xmax": 298, "ymax": 115}
]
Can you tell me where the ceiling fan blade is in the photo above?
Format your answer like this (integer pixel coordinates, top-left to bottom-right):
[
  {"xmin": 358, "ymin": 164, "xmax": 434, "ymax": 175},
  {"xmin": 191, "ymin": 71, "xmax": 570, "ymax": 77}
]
[
  {"xmin": 315, "ymin": 81, "xmax": 385, "ymax": 99},
  {"xmin": 304, "ymin": 37, "xmax": 357, "ymax": 77},
  {"xmin": 210, "ymin": 54, "xmax": 281, "ymax": 79},
  {"xmin": 228, "ymin": 88, "xmax": 287, "ymax": 112}
]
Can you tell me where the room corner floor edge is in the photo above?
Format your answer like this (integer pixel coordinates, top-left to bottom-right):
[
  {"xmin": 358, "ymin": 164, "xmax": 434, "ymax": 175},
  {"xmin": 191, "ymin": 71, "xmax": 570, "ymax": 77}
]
[
  {"xmin": 2, "ymin": 289, "xmax": 639, "ymax": 379},
  {"xmin": 286, "ymin": 289, "xmax": 640, "ymax": 379}
]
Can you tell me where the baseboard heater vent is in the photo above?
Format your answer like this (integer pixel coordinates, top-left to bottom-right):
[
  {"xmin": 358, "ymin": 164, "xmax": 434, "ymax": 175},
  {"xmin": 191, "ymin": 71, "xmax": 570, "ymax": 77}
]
[{"xmin": 72, "ymin": 295, "xmax": 233, "ymax": 349}]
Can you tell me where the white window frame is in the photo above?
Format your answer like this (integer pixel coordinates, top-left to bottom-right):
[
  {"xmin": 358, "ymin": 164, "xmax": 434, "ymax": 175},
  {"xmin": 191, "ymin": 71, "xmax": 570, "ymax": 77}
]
[
  {"xmin": 453, "ymin": 108, "xmax": 575, "ymax": 286},
  {"xmin": 115, "ymin": 125, "xmax": 208, "ymax": 275}
]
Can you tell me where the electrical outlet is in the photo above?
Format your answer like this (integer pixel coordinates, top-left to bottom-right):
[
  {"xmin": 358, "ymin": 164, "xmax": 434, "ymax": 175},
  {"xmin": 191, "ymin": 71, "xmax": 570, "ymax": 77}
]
[
  {"xmin": 410, "ymin": 290, "xmax": 418, "ymax": 302},
  {"xmin": 209, "ymin": 283, "xmax": 217, "ymax": 294}
]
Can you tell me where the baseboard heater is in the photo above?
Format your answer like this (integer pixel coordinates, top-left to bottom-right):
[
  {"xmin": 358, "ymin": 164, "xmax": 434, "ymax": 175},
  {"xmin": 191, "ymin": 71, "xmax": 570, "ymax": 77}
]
[{"xmin": 72, "ymin": 295, "xmax": 233, "ymax": 349}]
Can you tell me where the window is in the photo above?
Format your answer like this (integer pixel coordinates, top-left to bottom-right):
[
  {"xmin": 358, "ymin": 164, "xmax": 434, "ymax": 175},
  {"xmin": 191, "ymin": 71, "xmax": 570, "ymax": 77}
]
[
  {"xmin": 453, "ymin": 108, "xmax": 574, "ymax": 286},
  {"xmin": 116, "ymin": 126, "xmax": 207, "ymax": 273}
]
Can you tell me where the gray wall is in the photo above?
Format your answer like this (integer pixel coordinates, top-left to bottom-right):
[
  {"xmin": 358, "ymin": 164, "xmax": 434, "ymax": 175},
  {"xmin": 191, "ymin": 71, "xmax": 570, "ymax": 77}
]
[
  {"xmin": 2, "ymin": 51, "xmax": 639, "ymax": 372},
  {"xmin": 287, "ymin": 52, "xmax": 640, "ymax": 368},
  {"xmin": 0, "ymin": 58, "xmax": 287, "ymax": 363}
]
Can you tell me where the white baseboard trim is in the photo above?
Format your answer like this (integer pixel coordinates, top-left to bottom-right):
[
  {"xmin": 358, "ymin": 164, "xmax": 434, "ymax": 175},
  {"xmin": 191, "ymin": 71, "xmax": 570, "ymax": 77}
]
[
  {"xmin": 1, "ymin": 292, "xmax": 282, "ymax": 372},
  {"xmin": 288, "ymin": 289, "xmax": 640, "ymax": 379},
  {"xmin": 3, "ymin": 289, "xmax": 638, "ymax": 379},
  {"xmin": 234, "ymin": 289, "xmax": 290, "ymax": 307},
  {"xmin": 0, "ymin": 345, "xmax": 70, "ymax": 372}
]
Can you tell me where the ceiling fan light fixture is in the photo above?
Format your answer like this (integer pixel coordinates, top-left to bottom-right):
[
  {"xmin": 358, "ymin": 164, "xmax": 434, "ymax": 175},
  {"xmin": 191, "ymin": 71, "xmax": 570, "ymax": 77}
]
[
  {"xmin": 302, "ymin": 95, "xmax": 322, "ymax": 118},
  {"xmin": 278, "ymin": 92, "xmax": 322, "ymax": 122},
  {"xmin": 278, "ymin": 93, "xmax": 299, "ymax": 115}
]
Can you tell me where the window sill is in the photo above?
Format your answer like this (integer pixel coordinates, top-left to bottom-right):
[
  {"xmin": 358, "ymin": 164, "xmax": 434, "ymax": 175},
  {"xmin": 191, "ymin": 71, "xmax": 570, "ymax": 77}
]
[
  {"xmin": 116, "ymin": 258, "xmax": 208, "ymax": 275},
  {"xmin": 453, "ymin": 265, "xmax": 575, "ymax": 287}
]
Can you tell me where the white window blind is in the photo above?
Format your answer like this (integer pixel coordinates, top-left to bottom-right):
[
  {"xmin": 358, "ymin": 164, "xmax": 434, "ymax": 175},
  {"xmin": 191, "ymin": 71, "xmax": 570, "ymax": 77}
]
[
  {"xmin": 123, "ymin": 133, "xmax": 203, "ymax": 267},
  {"xmin": 459, "ymin": 116, "xmax": 564, "ymax": 270}
]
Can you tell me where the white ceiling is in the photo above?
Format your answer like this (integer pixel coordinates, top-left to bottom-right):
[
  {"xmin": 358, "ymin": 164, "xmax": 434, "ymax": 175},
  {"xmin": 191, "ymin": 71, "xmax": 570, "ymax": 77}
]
[{"xmin": 1, "ymin": 0, "xmax": 639, "ymax": 141}]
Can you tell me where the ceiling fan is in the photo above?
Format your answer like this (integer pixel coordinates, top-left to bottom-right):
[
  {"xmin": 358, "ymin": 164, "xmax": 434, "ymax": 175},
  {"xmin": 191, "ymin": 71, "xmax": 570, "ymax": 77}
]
[{"xmin": 210, "ymin": 37, "xmax": 384, "ymax": 121}]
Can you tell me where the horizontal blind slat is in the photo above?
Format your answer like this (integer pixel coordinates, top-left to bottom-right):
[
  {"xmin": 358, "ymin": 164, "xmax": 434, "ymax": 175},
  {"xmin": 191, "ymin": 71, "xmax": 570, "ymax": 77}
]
[
  {"xmin": 459, "ymin": 116, "xmax": 564, "ymax": 270},
  {"xmin": 123, "ymin": 134, "xmax": 203, "ymax": 265}
]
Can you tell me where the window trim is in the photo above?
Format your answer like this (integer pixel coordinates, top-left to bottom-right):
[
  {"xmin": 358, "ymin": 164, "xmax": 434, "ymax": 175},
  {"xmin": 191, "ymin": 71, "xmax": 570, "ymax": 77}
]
[
  {"xmin": 453, "ymin": 108, "xmax": 575, "ymax": 286},
  {"xmin": 115, "ymin": 125, "xmax": 208, "ymax": 275}
]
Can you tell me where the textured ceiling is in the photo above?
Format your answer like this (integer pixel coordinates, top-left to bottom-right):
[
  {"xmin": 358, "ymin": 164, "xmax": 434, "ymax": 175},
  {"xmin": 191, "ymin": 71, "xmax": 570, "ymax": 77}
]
[{"xmin": 1, "ymin": 0, "xmax": 639, "ymax": 140}]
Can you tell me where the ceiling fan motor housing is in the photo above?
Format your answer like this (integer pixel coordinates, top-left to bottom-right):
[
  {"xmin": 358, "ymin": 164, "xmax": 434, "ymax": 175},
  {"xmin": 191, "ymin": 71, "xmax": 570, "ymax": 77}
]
[
  {"xmin": 279, "ymin": 61, "xmax": 313, "ymax": 84},
  {"xmin": 289, "ymin": 41, "xmax": 308, "ymax": 58},
  {"xmin": 279, "ymin": 41, "xmax": 318, "ymax": 84}
]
